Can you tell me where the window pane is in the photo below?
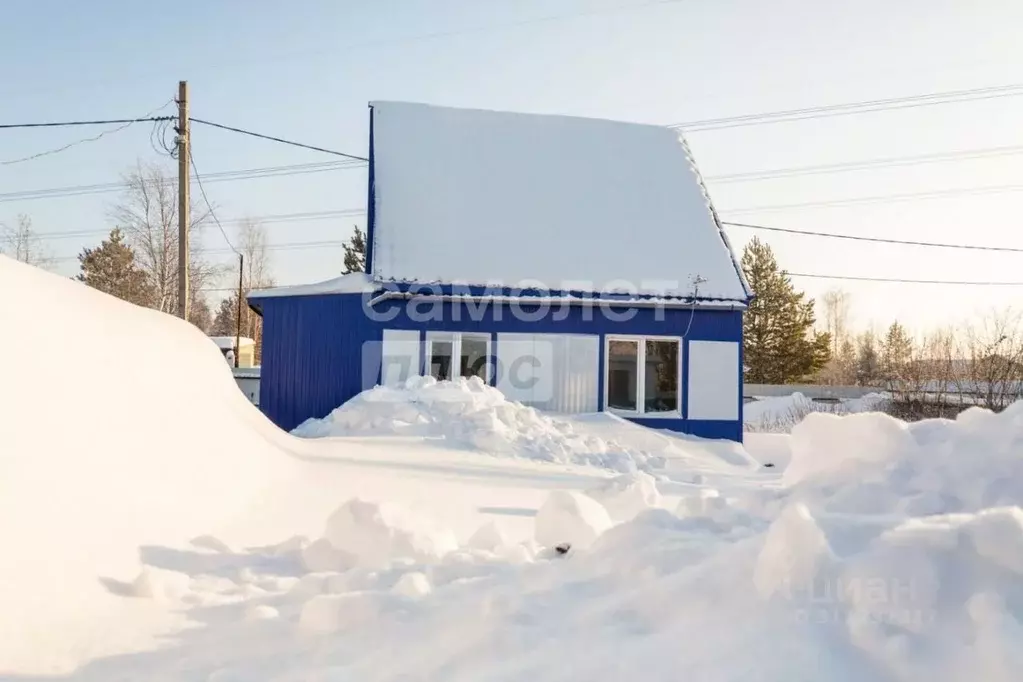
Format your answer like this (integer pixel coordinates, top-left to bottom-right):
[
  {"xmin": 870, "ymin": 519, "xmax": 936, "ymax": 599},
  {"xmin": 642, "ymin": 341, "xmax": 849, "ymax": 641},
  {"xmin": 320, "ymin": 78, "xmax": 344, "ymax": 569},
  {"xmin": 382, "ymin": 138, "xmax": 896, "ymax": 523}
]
[
  {"xmin": 644, "ymin": 339, "xmax": 679, "ymax": 413},
  {"xmin": 429, "ymin": 339, "xmax": 453, "ymax": 381},
  {"xmin": 460, "ymin": 336, "xmax": 489, "ymax": 381},
  {"xmin": 607, "ymin": 339, "xmax": 638, "ymax": 410}
]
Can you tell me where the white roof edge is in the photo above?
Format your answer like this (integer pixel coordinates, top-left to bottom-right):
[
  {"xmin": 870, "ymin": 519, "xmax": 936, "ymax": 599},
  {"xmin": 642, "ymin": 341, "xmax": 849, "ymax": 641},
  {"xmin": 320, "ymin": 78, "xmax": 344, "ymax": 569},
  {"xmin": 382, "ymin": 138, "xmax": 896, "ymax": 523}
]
[
  {"xmin": 675, "ymin": 132, "xmax": 753, "ymax": 300},
  {"xmin": 368, "ymin": 100, "xmax": 673, "ymax": 132},
  {"xmin": 248, "ymin": 272, "xmax": 378, "ymax": 299}
]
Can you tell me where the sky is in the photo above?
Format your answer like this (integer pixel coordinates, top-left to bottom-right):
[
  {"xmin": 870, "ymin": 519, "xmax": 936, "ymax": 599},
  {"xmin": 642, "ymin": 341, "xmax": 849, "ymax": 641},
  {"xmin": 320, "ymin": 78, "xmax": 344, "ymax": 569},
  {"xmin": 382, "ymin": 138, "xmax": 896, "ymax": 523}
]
[{"xmin": 2, "ymin": 0, "xmax": 1023, "ymax": 334}]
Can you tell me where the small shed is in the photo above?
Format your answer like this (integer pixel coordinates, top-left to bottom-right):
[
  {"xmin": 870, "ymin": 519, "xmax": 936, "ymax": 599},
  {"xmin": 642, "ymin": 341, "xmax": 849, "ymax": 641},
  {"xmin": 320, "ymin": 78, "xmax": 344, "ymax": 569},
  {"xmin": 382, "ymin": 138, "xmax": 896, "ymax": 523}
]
[
  {"xmin": 249, "ymin": 101, "xmax": 752, "ymax": 441},
  {"xmin": 209, "ymin": 336, "xmax": 256, "ymax": 368}
]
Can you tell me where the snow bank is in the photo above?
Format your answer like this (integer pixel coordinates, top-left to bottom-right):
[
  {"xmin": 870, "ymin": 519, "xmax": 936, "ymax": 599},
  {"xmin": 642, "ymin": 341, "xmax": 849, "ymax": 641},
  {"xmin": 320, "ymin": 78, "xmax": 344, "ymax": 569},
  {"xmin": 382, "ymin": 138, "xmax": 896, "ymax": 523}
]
[
  {"xmin": 294, "ymin": 376, "xmax": 650, "ymax": 471},
  {"xmin": 0, "ymin": 257, "xmax": 290, "ymax": 674},
  {"xmin": 585, "ymin": 471, "xmax": 662, "ymax": 522},
  {"xmin": 786, "ymin": 406, "xmax": 1023, "ymax": 515},
  {"xmin": 534, "ymin": 490, "xmax": 613, "ymax": 550},
  {"xmin": 321, "ymin": 499, "xmax": 458, "ymax": 569},
  {"xmin": 44, "ymin": 394, "xmax": 1023, "ymax": 681}
]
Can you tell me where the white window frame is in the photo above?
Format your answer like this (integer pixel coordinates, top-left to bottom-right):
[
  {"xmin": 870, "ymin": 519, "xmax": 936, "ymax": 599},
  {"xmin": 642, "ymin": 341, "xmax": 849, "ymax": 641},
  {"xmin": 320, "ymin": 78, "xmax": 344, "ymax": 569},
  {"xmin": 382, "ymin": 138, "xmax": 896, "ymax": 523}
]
[
  {"xmin": 603, "ymin": 334, "xmax": 682, "ymax": 418},
  {"xmin": 426, "ymin": 331, "xmax": 492, "ymax": 383}
]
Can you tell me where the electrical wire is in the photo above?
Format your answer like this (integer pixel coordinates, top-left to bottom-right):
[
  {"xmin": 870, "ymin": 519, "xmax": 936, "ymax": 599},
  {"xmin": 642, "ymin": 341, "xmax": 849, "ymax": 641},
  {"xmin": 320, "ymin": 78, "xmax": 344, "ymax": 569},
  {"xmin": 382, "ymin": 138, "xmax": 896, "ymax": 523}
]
[
  {"xmin": 722, "ymin": 221, "xmax": 1023, "ymax": 253},
  {"xmin": 0, "ymin": 159, "xmax": 366, "ymax": 204},
  {"xmin": 190, "ymin": 118, "xmax": 367, "ymax": 161},
  {"xmin": 40, "ymin": 209, "xmax": 367, "ymax": 249},
  {"xmin": 704, "ymin": 143, "xmax": 1023, "ymax": 183},
  {"xmin": 787, "ymin": 272, "xmax": 1023, "ymax": 286},
  {"xmin": 668, "ymin": 82, "xmax": 1023, "ymax": 131},
  {"xmin": 1, "ymin": 101, "xmax": 175, "ymax": 165},
  {"xmin": 189, "ymin": 149, "xmax": 238, "ymax": 254},
  {"xmin": 721, "ymin": 181, "xmax": 1023, "ymax": 214}
]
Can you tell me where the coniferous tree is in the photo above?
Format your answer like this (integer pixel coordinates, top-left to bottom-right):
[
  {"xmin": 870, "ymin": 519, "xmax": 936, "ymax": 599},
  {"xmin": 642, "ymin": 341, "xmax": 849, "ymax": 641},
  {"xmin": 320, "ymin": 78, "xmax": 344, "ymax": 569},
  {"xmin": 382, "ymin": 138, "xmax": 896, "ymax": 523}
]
[
  {"xmin": 881, "ymin": 321, "xmax": 914, "ymax": 382},
  {"xmin": 76, "ymin": 228, "xmax": 154, "ymax": 307},
  {"xmin": 741, "ymin": 237, "xmax": 831, "ymax": 383},
  {"xmin": 342, "ymin": 225, "xmax": 366, "ymax": 274},
  {"xmin": 855, "ymin": 330, "xmax": 882, "ymax": 385}
]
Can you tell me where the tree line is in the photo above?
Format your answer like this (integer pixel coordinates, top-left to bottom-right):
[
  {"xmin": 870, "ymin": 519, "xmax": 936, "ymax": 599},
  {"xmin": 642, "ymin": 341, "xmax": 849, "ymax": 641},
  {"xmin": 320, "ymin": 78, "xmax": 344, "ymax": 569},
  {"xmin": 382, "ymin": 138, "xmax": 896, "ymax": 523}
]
[{"xmin": 739, "ymin": 236, "xmax": 1023, "ymax": 417}]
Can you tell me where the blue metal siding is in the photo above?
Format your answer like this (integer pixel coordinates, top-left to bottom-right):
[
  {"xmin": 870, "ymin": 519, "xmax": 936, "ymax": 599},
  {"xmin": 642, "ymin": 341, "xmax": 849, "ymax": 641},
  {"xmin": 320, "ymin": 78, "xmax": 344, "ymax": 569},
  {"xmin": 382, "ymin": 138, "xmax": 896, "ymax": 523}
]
[
  {"xmin": 258, "ymin": 294, "xmax": 381, "ymax": 432},
  {"xmin": 256, "ymin": 295, "xmax": 744, "ymax": 441}
]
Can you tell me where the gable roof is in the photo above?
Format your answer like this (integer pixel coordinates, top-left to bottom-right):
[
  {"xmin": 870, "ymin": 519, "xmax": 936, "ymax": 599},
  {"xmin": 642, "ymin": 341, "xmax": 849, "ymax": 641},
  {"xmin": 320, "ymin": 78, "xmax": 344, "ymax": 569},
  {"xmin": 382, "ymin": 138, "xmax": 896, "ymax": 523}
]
[{"xmin": 367, "ymin": 101, "xmax": 751, "ymax": 303}]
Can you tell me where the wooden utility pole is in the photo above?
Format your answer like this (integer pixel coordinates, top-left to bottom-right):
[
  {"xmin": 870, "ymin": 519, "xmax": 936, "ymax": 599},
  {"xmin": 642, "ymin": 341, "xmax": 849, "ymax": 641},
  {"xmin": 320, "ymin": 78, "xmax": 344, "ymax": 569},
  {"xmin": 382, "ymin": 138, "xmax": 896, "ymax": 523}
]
[
  {"xmin": 235, "ymin": 253, "xmax": 244, "ymax": 368},
  {"xmin": 176, "ymin": 80, "xmax": 190, "ymax": 321}
]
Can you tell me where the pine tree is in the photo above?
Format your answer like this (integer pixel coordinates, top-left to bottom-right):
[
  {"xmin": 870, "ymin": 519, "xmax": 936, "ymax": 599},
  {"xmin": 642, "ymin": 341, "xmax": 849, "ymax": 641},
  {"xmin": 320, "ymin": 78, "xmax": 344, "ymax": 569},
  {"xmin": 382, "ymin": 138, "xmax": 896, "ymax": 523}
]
[
  {"xmin": 76, "ymin": 228, "xmax": 154, "ymax": 307},
  {"xmin": 881, "ymin": 321, "xmax": 914, "ymax": 382},
  {"xmin": 342, "ymin": 225, "xmax": 366, "ymax": 274},
  {"xmin": 741, "ymin": 237, "xmax": 831, "ymax": 383},
  {"xmin": 855, "ymin": 330, "xmax": 881, "ymax": 385}
]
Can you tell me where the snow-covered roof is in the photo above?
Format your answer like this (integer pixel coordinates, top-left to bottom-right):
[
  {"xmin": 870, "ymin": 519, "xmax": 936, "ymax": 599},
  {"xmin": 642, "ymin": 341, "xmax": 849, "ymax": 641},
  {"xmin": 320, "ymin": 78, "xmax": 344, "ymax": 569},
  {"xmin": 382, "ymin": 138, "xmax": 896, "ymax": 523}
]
[
  {"xmin": 248, "ymin": 272, "xmax": 377, "ymax": 300},
  {"xmin": 367, "ymin": 101, "xmax": 750, "ymax": 302},
  {"xmin": 210, "ymin": 336, "xmax": 255, "ymax": 350}
]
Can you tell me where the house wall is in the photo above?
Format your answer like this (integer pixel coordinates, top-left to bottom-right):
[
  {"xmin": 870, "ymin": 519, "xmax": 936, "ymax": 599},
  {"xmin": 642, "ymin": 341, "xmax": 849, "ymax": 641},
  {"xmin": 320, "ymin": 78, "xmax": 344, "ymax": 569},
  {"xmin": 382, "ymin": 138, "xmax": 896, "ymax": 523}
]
[
  {"xmin": 258, "ymin": 294, "xmax": 382, "ymax": 431},
  {"xmin": 256, "ymin": 293, "xmax": 743, "ymax": 440}
]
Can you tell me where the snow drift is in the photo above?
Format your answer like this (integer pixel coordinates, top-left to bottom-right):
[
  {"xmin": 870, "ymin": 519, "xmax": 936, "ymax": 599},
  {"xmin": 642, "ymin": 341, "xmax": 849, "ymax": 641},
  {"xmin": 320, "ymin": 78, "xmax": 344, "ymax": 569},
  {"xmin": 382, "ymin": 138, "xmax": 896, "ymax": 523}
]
[
  {"xmin": 0, "ymin": 257, "xmax": 290, "ymax": 674},
  {"xmin": 125, "ymin": 403, "xmax": 1023, "ymax": 681},
  {"xmin": 294, "ymin": 376, "xmax": 650, "ymax": 471}
]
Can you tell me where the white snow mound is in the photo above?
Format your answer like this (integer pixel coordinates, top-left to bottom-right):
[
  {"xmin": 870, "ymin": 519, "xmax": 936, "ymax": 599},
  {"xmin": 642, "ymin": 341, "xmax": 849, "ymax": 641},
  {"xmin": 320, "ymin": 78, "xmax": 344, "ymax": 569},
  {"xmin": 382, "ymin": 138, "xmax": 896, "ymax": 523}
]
[
  {"xmin": 319, "ymin": 499, "xmax": 458, "ymax": 569},
  {"xmin": 294, "ymin": 376, "xmax": 648, "ymax": 471},
  {"xmin": 787, "ymin": 406, "xmax": 1023, "ymax": 515},
  {"xmin": 0, "ymin": 257, "xmax": 290, "ymax": 674},
  {"xmin": 535, "ymin": 490, "xmax": 613, "ymax": 550},
  {"xmin": 585, "ymin": 471, "xmax": 662, "ymax": 522}
]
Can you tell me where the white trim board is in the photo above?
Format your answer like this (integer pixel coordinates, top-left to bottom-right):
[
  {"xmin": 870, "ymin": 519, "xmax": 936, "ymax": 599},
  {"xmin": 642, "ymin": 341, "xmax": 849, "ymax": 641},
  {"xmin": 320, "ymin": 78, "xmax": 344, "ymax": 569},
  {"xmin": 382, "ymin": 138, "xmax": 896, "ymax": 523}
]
[{"xmin": 686, "ymin": 340, "xmax": 740, "ymax": 421}]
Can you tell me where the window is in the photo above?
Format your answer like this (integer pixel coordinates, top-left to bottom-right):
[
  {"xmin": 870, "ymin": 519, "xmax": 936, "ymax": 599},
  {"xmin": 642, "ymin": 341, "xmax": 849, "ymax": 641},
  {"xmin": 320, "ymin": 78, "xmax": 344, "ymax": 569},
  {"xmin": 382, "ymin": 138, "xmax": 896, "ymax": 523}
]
[
  {"xmin": 605, "ymin": 336, "xmax": 681, "ymax": 416},
  {"xmin": 607, "ymin": 339, "xmax": 639, "ymax": 410},
  {"xmin": 644, "ymin": 339, "xmax": 679, "ymax": 414},
  {"xmin": 426, "ymin": 332, "xmax": 491, "ymax": 382}
]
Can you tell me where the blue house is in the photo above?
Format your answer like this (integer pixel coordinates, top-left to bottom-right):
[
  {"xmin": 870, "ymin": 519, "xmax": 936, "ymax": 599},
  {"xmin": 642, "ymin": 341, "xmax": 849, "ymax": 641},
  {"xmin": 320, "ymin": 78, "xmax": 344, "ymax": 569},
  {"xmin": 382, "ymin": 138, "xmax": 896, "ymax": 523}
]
[{"xmin": 249, "ymin": 101, "xmax": 753, "ymax": 441}]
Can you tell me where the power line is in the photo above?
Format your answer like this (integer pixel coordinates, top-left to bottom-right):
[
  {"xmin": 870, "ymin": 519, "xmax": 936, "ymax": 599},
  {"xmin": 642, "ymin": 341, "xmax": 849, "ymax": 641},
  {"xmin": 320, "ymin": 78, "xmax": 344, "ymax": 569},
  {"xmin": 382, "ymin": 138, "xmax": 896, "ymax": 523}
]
[
  {"xmin": 190, "ymin": 118, "xmax": 367, "ymax": 161},
  {"xmin": 704, "ymin": 143, "xmax": 1023, "ymax": 183},
  {"xmin": 189, "ymin": 150, "xmax": 237, "ymax": 254},
  {"xmin": 722, "ymin": 182, "xmax": 1023, "ymax": 214},
  {"xmin": 40, "ymin": 209, "xmax": 367, "ymax": 250},
  {"xmin": 788, "ymin": 272, "xmax": 1023, "ymax": 286},
  {"xmin": 50, "ymin": 237, "xmax": 353, "ymax": 264},
  {"xmin": 0, "ymin": 159, "xmax": 366, "ymax": 204},
  {"xmin": 1, "ymin": 101, "xmax": 175, "ymax": 165},
  {"xmin": 722, "ymin": 221, "xmax": 1023, "ymax": 253},
  {"xmin": 668, "ymin": 82, "xmax": 1023, "ymax": 132},
  {"xmin": 0, "ymin": 115, "xmax": 175, "ymax": 130}
]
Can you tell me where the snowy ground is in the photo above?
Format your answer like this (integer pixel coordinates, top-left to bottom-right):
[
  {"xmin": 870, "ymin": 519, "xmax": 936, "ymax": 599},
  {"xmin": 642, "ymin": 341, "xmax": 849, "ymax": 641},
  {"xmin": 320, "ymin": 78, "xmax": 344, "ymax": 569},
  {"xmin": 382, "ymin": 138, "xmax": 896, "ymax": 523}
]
[{"xmin": 3, "ymin": 254, "xmax": 1023, "ymax": 681}]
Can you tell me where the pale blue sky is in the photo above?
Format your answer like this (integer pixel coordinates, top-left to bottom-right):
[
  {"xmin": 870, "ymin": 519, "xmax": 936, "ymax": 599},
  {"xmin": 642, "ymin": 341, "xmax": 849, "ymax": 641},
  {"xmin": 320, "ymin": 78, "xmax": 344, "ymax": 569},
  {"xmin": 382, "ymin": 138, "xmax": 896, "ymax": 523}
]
[{"xmin": 3, "ymin": 0, "xmax": 1023, "ymax": 332}]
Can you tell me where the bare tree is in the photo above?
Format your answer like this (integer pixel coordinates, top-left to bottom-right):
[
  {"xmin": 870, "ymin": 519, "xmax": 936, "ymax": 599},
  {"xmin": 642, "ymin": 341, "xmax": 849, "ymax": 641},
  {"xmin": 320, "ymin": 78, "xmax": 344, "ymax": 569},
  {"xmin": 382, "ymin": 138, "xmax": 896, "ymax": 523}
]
[
  {"xmin": 820, "ymin": 289, "xmax": 852, "ymax": 354},
  {"xmin": 212, "ymin": 218, "xmax": 275, "ymax": 363},
  {"xmin": 237, "ymin": 218, "xmax": 275, "ymax": 291},
  {"xmin": 1, "ymin": 214, "xmax": 54, "ymax": 269},
  {"xmin": 109, "ymin": 160, "xmax": 218, "ymax": 316},
  {"xmin": 954, "ymin": 310, "xmax": 1023, "ymax": 411}
]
